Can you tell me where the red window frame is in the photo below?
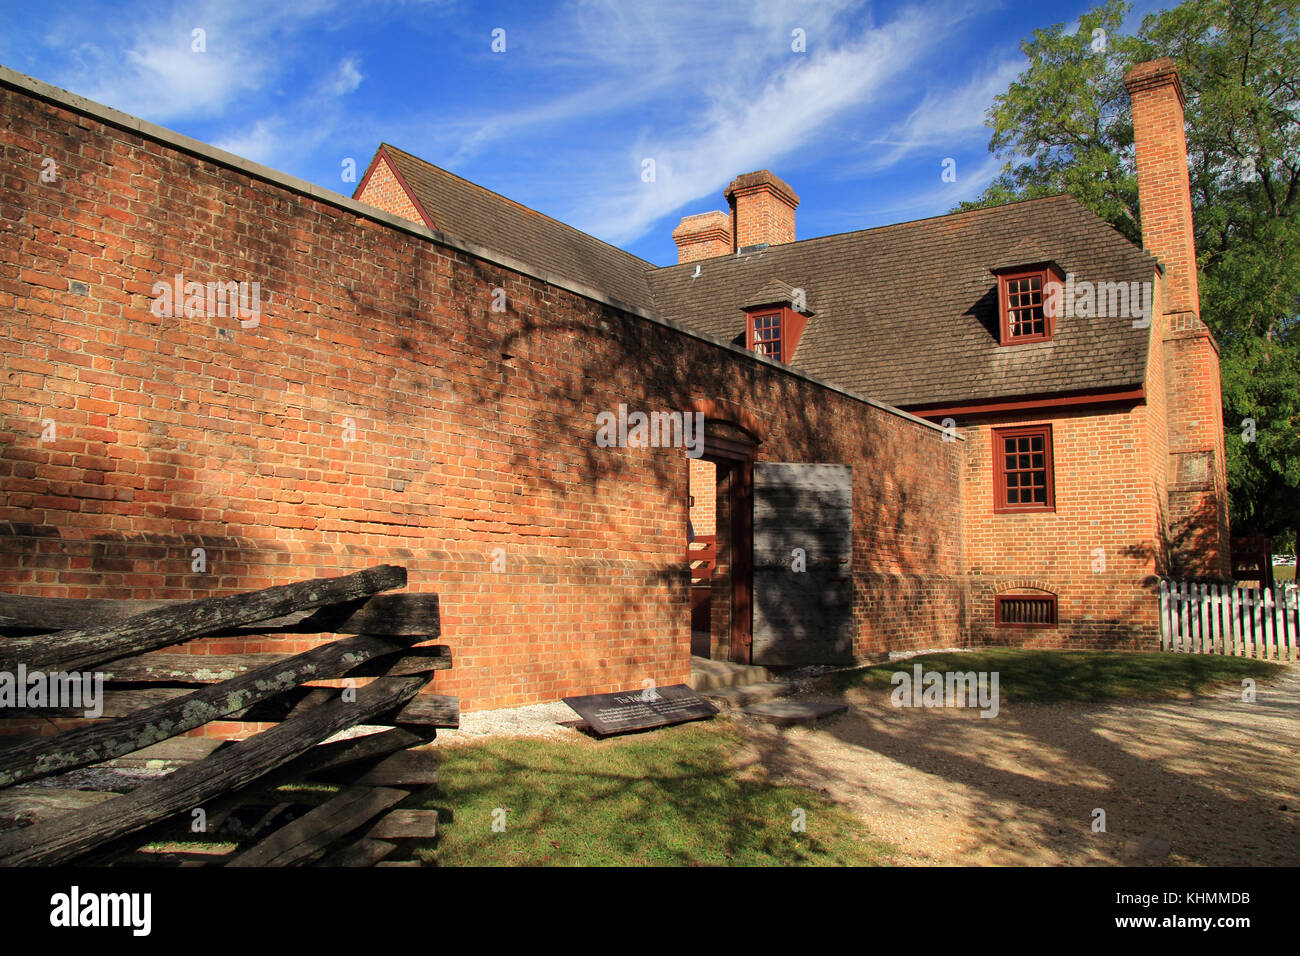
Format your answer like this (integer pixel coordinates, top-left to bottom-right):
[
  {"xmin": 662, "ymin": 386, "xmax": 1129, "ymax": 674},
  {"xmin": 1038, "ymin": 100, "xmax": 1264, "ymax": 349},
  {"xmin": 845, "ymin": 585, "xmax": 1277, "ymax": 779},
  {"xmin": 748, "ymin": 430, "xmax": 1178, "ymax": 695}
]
[
  {"xmin": 998, "ymin": 268, "xmax": 1053, "ymax": 344},
  {"xmin": 993, "ymin": 424, "xmax": 1055, "ymax": 513},
  {"xmin": 749, "ymin": 312, "xmax": 783, "ymax": 361},
  {"xmin": 995, "ymin": 593, "xmax": 1058, "ymax": 628}
]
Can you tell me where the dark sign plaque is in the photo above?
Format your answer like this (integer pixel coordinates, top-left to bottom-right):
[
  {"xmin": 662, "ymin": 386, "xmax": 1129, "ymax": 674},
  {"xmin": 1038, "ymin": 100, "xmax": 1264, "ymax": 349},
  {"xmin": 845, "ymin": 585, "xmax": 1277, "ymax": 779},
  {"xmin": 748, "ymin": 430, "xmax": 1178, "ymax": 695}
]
[{"xmin": 562, "ymin": 683, "xmax": 718, "ymax": 737}]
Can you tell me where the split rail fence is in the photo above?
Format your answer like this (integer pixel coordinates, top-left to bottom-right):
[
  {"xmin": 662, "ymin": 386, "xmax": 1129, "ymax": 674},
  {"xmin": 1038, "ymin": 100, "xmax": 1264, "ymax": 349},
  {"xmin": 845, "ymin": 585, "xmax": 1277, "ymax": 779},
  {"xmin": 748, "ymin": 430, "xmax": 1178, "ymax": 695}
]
[
  {"xmin": 1160, "ymin": 579, "xmax": 1300, "ymax": 660},
  {"xmin": 0, "ymin": 564, "xmax": 457, "ymax": 866}
]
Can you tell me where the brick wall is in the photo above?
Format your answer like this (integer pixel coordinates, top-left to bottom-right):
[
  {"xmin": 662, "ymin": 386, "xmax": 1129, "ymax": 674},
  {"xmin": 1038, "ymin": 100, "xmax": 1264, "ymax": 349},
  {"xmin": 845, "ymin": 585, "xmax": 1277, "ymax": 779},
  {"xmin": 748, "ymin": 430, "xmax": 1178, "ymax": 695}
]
[
  {"xmin": 960, "ymin": 398, "xmax": 1165, "ymax": 649},
  {"xmin": 355, "ymin": 152, "xmax": 426, "ymax": 227},
  {"xmin": 687, "ymin": 457, "xmax": 715, "ymax": 536},
  {"xmin": 0, "ymin": 80, "xmax": 965, "ymax": 711}
]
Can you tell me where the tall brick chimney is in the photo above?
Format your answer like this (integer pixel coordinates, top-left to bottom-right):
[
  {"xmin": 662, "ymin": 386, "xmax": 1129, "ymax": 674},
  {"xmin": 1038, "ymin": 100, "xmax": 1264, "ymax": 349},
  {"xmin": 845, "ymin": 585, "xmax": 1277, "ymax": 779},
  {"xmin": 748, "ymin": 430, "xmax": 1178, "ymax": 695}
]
[
  {"xmin": 1124, "ymin": 57, "xmax": 1231, "ymax": 579},
  {"xmin": 672, "ymin": 211, "xmax": 732, "ymax": 264},
  {"xmin": 725, "ymin": 170, "xmax": 798, "ymax": 251}
]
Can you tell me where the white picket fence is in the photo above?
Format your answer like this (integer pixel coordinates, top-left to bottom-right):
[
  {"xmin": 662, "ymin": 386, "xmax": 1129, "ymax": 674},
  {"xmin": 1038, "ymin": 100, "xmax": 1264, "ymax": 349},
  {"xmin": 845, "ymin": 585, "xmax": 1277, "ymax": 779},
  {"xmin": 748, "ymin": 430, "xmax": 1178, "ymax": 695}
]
[{"xmin": 1160, "ymin": 580, "xmax": 1300, "ymax": 659}]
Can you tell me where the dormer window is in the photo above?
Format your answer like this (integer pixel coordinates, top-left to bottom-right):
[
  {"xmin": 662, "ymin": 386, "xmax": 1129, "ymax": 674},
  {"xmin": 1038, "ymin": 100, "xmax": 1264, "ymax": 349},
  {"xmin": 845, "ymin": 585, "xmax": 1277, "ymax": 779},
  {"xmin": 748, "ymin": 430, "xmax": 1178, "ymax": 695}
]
[
  {"xmin": 1004, "ymin": 271, "xmax": 1046, "ymax": 339},
  {"xmin": 752, "ymin": 313, "xmax": 782, "ymax": 359},
  {"xmin": 993, "ymin": 262, "xmax": 1062, "ymax": 345},
  {"xmin": 741, "ymin": 278, "xmax": 812, "ymax": 364}
]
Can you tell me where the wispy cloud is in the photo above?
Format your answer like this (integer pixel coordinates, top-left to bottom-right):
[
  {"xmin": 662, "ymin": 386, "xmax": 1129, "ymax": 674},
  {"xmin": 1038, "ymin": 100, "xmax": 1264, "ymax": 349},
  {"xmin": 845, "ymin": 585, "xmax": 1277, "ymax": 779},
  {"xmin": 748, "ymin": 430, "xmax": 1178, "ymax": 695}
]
[
  {"xmin": 576, "ymin": 4, "xmax": 972, "ymax": 244},
  {"xmin": 847, "ymin": 153, "xmax": 1007, "ymax": 223},
  {"xmin": 860, "ymin": 56, "xmax": 1024, "ymax": 172},
  {"xmin": 44, "ymin": 1, "xmax": 344, "ymax": 121}
]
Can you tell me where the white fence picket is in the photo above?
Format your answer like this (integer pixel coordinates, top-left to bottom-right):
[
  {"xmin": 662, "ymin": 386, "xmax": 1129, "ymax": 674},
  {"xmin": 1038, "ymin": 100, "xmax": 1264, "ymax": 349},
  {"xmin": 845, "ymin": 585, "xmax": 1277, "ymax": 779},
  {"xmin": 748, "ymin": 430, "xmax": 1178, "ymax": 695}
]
[
  {"xmin": 1160, "ymin": 580, "xmax": 1171, "ymax": 651},
  {"xmin": 1159, "ymin": 579, "xmax": 1298, "ymax": 660}
]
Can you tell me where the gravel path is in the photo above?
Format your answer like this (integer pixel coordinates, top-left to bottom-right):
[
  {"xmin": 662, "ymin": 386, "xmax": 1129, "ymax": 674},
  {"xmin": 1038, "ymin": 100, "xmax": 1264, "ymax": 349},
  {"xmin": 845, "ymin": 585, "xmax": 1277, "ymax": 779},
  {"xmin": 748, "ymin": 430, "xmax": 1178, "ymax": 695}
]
[
  {"xmin": 732, "ymin": 664, "xmax": 1300, "ymax": 866},
  {"xmin": 438, "ymin": 700, "xmax": 582, "ymax": 742}
]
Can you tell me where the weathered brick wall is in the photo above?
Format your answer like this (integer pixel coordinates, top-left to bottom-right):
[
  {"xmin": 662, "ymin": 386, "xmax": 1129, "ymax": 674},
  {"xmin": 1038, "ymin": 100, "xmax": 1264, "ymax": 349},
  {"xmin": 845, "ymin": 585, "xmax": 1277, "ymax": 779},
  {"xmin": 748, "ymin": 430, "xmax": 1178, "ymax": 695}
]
[{"xmin": 0, "ymin": 81, "xmax": 965, "ymax": 711}]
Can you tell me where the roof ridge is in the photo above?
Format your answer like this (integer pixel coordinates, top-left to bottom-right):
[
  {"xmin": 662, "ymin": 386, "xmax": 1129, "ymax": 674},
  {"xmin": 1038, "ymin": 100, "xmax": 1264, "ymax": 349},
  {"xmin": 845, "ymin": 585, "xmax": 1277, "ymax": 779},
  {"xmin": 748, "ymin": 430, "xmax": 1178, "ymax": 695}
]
[
  {"xmin": 381, "ymin": 143, "xmax": 659, "ymax": 271},
  {"xmin": 651, "ymin": 193, "xmax": 1086, "ymax": 274}
]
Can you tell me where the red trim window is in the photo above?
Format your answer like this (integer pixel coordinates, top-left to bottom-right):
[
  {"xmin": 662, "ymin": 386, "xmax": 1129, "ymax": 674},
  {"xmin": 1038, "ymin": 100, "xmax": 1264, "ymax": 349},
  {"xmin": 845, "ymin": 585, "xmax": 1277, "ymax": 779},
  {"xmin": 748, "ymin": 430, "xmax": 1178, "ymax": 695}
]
[
  {"xmin": 995, "ymin": 593, "xmax": 1057, "ymax": 627},
  {"xmin": 751, "ymin": 313, "xmax": 783, "ymax": 360},
  {"xmin": 999, "ymin": 268, "xmax": 1052, "ymax": 343},
  {"xmin": 993, "ymin": 424, "xmax": 1055, "ymax": 513}
]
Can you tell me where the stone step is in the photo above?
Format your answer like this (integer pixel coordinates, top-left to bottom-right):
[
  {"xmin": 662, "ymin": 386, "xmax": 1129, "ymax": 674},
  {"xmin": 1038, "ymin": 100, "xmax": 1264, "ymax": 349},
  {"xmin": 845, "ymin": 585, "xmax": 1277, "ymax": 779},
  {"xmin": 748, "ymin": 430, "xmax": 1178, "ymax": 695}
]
[
  {"xmin": 741, "ymin": 699, "xmax": 848, "ymax": 726},
  {"xmin": 688, "ymin": 656, "xmax": 772, "ymax": 692},
  {"xmin": 701, "ymin": 682, "xmax": 797, "ymax": 711}
]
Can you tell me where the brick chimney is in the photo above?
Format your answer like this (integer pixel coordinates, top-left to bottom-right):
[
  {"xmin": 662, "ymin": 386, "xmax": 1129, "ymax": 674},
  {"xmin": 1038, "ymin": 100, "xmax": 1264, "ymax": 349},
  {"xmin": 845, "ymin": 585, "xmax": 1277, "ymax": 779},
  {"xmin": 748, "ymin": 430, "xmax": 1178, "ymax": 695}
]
[
  {"xmin": 725, "ymin": 170, "xmax": 798, "ymax": 251},
  {"xmin": 1124, "ymin": 57, "xmax": 1231, "ymax": 579},
  {"xmin": 672, "ymin": 211, "xmax": 732, "ymax": 264},
  {"xmin": 1125, "ymin": 59, "xmax": 1199, "ymax": 314}
]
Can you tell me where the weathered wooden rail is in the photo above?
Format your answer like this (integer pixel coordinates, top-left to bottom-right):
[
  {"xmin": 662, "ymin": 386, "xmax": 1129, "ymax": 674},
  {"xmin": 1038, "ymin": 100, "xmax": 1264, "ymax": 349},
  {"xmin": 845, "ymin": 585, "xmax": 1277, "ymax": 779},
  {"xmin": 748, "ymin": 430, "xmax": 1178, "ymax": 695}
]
[{"xmin": 0, "ymin": 565, "xmax": 456, "ymax": 867}]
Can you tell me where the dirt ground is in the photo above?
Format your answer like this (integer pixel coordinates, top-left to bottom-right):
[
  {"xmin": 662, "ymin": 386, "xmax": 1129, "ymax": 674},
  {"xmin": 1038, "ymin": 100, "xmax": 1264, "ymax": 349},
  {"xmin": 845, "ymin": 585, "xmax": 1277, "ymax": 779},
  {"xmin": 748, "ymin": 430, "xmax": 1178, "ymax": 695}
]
[{"xmin": 731, "ymin": 665, "xmax": 1300, "ymax": 866}]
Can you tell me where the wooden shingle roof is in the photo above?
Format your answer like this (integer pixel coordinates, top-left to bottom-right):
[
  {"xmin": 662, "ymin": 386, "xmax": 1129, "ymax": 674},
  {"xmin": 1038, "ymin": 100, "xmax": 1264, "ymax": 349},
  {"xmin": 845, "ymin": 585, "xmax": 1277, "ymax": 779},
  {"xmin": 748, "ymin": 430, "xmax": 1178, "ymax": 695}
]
[
  {"xmin": 372, "ymin": 145, "xmax": 1159, "ymax": 409},
  {"xmin": 380, "ymin": 144, "xmax": 659, "ymax": 311},
  {"xmin": 646, "ymin": 195, "xmax": 1160, "ymax": 408}
]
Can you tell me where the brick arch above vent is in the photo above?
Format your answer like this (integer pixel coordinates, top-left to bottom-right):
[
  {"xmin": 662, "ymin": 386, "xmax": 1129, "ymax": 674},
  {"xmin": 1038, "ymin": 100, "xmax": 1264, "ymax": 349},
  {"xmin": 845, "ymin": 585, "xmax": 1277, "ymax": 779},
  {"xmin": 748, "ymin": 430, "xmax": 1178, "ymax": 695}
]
[{"xmin": 993, "ymin": 581, "xmax": 1058, "ymax": 596}]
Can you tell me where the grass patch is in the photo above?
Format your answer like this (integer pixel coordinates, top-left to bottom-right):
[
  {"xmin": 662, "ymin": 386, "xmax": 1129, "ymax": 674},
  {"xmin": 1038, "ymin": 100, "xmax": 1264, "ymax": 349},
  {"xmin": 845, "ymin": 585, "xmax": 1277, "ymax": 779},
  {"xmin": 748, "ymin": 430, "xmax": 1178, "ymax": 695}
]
[
  {"xmin": 1274, "ymin": 565, "xmax": 1295, "ymax": 582},
  {"xmin": 408, "ymin": 722, "xmax": 893, "ymax": 866},
  {"xmin": 832, "ymin": 648, "xmax": 1283, "ymax": 703}
]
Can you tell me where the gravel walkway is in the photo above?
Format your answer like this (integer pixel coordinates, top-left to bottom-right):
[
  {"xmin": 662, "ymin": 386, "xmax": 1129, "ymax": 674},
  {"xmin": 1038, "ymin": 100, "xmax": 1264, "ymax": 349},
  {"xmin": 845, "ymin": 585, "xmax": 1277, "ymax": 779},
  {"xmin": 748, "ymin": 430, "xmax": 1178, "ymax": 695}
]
[
  {"xmin": 733, "ymin": 664, "xmax": 1300, "ymax": 866},
  {"xmin": 438, "ymin": 700, "xmax": 582, "ymax": 742}
]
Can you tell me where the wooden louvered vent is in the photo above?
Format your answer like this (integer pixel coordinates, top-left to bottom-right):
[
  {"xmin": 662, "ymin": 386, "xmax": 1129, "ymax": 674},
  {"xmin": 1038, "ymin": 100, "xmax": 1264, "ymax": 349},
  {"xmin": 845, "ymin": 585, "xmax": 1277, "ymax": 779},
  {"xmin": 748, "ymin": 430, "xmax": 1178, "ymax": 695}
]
[{"xmin": 995, "ymin": 593, "xmax": 1057, "ymax": 627}]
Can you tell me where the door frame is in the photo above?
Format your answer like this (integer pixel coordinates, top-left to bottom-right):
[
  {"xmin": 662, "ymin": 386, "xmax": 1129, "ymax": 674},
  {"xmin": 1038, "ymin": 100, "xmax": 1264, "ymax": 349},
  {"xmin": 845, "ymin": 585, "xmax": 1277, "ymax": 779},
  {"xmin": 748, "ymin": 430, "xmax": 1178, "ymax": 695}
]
[{"xmin": 702, "ymin": 432, "xmax": 755, "ymax": 665}]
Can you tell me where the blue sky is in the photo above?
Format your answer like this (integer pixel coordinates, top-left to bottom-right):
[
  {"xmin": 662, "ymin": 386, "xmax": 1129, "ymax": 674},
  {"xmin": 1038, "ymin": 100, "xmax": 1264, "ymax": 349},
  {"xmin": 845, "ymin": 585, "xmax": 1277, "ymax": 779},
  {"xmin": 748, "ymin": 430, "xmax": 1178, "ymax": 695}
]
[{"xmin": 0, "ymin": 0, "xmax": 1172, "ymax": 266}]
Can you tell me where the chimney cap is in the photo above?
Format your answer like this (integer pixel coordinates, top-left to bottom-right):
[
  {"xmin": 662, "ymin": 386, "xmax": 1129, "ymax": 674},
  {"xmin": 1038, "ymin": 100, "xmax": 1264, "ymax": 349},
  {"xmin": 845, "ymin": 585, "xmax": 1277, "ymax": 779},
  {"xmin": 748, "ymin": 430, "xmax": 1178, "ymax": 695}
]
[
  {"xmin": 1123, "ymin": 57, "xmax": 1186, "ymax": 108},
  {"xmin": 725, "ymin": 170, "xmax": 799, "ymax": 207},
  {"xmin": 671, "ymin": 210, "xmax": 731, "ymax": 239}
]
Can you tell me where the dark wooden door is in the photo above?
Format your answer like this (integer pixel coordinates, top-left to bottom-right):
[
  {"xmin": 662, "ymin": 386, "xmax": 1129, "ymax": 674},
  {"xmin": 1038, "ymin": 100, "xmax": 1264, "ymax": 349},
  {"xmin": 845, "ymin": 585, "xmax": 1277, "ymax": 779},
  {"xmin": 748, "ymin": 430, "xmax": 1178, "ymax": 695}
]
[
  {"xmin": 700, "ymin": 429, "xmax": 755, "ymax": 665},
  {"xmin": 752, "ymin": 463, "xmax": 854, "ymax": 665},
  {"xmin": 728, "ymin": 459, "xmax": 753, "ymax": 664}
]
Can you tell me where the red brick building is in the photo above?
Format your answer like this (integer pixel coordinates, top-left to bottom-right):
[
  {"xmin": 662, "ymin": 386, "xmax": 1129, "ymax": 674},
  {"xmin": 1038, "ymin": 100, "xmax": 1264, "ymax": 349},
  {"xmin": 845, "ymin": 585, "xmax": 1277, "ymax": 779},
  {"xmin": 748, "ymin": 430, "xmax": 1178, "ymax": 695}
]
[{"xmin": 0, "ymin": 59, "xmax": 1227, "ymax": 712}]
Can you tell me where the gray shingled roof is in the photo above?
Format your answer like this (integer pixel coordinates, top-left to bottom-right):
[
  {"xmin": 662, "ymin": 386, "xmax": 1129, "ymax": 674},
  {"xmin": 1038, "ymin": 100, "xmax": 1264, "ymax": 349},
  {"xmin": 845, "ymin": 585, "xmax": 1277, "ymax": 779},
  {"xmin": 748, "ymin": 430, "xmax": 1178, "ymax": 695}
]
[
  {"xmin": 646, "ymin": 195, "xmax": 1161, "ymax": 408},
  {"xmin": 380, "ymin": 144, "xmax": 658, "ymax": 311},
  {"xmin": 373, "ymin": 145, "xmax": 1159, "ymax": 409}
]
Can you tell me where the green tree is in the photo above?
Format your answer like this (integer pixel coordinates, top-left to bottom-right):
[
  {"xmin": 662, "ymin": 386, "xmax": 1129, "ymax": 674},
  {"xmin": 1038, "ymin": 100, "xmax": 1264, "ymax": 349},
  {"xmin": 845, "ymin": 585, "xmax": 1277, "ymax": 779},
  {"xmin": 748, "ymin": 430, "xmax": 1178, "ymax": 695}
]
[{"xmin": 960, "ymin": 0, "xmax": 1300, "ymax": 558}]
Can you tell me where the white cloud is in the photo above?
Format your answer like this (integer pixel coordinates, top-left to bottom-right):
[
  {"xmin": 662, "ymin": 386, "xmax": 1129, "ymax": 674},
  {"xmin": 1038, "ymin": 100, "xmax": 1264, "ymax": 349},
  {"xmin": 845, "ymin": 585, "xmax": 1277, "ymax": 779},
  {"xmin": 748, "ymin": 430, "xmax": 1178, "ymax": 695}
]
[
  {"xmin": 325, "ymin": 56, "xmax": 364, "ymax": 97},
  {"xmin": 44, "ymin": 0, "xmax": 346, "ymax": 122}
]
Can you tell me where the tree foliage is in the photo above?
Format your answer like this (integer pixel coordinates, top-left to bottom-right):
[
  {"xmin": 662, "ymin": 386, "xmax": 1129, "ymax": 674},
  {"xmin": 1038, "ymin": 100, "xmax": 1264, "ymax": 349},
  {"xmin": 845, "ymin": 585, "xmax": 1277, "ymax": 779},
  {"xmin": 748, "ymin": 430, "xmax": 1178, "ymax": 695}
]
[{"xmin": 960, "ymin": 0, "xmax": 1300, "ymax": 550}]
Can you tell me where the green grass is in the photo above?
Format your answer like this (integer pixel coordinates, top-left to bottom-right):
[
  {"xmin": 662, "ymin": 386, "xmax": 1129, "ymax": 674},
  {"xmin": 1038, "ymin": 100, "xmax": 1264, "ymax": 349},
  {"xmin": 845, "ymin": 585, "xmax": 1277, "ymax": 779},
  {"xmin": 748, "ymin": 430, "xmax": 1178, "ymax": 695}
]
[
  {"xmin": 833, "ymin": 648, "xmax": 1283, "ymax": 703},
  {"xmin": 1274, "ymin": 564, "xmax": 1296, "ymax": 582},
  {"xmin": 408, "ymin": 722, "xmax": 893, "ymax": 867}
]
